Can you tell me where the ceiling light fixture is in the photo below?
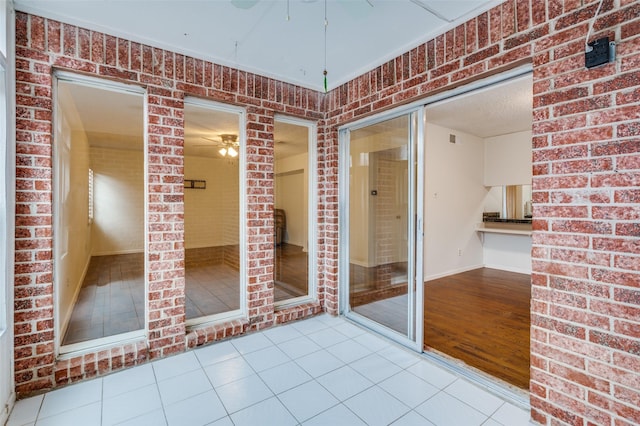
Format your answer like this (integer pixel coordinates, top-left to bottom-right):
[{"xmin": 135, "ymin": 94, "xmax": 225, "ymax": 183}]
[{"xmin": 219, "ymin": 134, "xmax": 239, "ymax": 158}]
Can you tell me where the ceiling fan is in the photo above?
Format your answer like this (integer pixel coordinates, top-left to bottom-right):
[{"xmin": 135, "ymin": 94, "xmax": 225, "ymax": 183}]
[{"xmin": 199, "ymin": 134, "xmax": 240, "ymax": 157}]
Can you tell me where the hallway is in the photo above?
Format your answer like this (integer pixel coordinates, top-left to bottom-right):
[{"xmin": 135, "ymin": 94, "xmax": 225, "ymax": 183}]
[{"xmin": 8, "ymin": 314, "xmax": 529, "ymax": 426}]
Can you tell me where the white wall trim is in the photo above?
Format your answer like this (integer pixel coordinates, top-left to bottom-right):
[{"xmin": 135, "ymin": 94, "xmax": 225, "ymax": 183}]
[
  {"xmin": 1, "ymin": 0, "xmax": 16, "ymax": 418},
  {"xmin": 424, "ymin": 264, "xmax": 485, "ymax": 282},
  {"xmin": 91, "ymin": 248, "xmax": 144, "ymax": 257},
  {"xmin": 482, "ymin": 264, "xmax": 532, "ymax": 275},
  {"xmin": 58, "ymin": 253, "xmax": 92, "ymax": 344}
]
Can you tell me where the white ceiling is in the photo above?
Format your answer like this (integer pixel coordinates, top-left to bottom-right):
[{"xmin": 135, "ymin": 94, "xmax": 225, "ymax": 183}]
[
  {"xmin": 15, "ymin": 0, "xmax": 503, "ymax": 92},
  {"xmin": 426, "ymin": 73, "xmax": 532, "ymax": 138}
]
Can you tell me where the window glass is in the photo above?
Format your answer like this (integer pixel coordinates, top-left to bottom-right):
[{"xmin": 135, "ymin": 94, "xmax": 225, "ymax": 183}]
[
  {"xmin": 273, "ymin": 119, "xmax": 314, "ymax": 303},
  {"xmin": 183, "ymin": 100, "xmax": 242, "ymax": 321},
  {"xmin": 55, "ymin": 76, "xmax": 145, "ymax": 347}
]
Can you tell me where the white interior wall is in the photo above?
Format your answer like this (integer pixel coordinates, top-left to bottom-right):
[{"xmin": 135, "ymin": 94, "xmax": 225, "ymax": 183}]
[
  {"xmin": 481, "ymin": 130, "xmax": 533, "ymax": 273},
  {"xmin": 184, "ymin": 155, "xmax": 239, "ymax": 248},
  {"xmin": 55, "ymin": 100, "xmax": 92, "ymax": 337},
  {"xmin": 275, "ymin": 152, "xmax": 308, "ymax": 249},
  {"xmin": 348, "ymin": 152, "xmax": 371, "ymax": 266},
  {"xmin": 349, "ymin": 130, "xmax": 412, "ymax": 268},
  {"xmin": 482, "ymin": 233, "xmax": 532, "ymax": 274},
  {"xmin": 484, "ymin": 185, "xmax": 503, "ymax": 213},
  {"xmin": 66, "ymin": 129, "xmax": 91, "ymax": 305},
  {"xmin": 90, "ymin": 146, "xmax": 143, "ymax": 255},
  {"xmin": 484, "ymin": 130, "xmax": 532, "ymax": 186},
  {"xmin": 424, "ymin": 122, "xmax": 485, "ymax": 280},
  {"xmin": 275, "ymin": 171, "xmax": 305, "ymax": 246}
]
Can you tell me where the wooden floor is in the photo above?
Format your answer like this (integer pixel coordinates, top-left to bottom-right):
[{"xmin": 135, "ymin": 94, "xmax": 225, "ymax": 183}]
[
  {"xmin": 424, "ymin": 268, "xmax": 531, "ymax": 389},
  {"xmin": 274, "ymin": 243, "xmax": 308, "ymax": 301}
]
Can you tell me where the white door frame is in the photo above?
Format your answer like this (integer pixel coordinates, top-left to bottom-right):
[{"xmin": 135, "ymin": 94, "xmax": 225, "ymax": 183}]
[
  {"xmin": 338, "ymin": 105, "xmax": 425, "ymax": 352},
  {"xmin": 1, "ymin": 1, "xmax": 16, "ymax": 421}
]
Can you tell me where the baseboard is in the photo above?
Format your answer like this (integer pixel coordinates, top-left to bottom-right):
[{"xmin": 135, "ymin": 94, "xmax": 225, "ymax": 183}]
[
  {"xmin": 349, "ymin": 259, "xmax": 373, "ymax": 268},
  {"xmin": 1, "ymin": 391, "xmax": 16, "ymax": 426},
  {"xmin": 59, "ymin": 253, "xmax": 93, "ymax": 343},
  {"xmin": 483, "ymin": 263, "xmax": 532, "ymax": 275},
  {"xmin": 424, "ymin": 263, "xmax": 484, "ymax": 282},
  {"xmin": 91, "ymin": 249, "xmax": 144, "ymax": 256}
]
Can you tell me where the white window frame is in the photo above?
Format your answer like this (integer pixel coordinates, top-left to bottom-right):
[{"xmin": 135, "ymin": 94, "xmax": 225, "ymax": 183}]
[
  {"xmin": 1, "ymin": 4, "xmax": 18, "ymax": 419},
  {"xmin": 53, "ymin": 71, "xmax": 147, "ymax": 355}
]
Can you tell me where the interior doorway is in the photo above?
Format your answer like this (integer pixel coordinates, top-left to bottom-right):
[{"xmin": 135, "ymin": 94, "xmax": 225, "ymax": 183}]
[
  {"xmin": 422, "ymin": 72, "xmax": 533, "ymax": 389},
  {"xmin": 338, "ymin": 70, "xmax": 533, "ymax": 389}
]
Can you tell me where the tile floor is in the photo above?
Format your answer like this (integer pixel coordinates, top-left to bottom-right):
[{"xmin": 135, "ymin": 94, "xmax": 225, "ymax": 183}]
[{"xmin": 9, "ymin": 314, "xmax": 531, "ymax": 426}]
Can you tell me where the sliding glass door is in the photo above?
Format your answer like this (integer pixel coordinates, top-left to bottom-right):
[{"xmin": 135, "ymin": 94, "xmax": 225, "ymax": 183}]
[{"xmin": 340, "ymin": 108, "xmax": 423, "ymax": 349}]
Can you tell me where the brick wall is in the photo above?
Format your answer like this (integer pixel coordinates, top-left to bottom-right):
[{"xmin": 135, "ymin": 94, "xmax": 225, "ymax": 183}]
[
  {"xmin": 322, "ymin": 1, "xmax": 640, "ymax": 425},
  {"xmin": 529, "ymin": 1, "xmax": 640, "ymax": 424},
  {"xmin": 14, "ymin": 12, "xmax": 323, "ymax": 395},
  {"xmin": 13, "ymin": 1, "xmax": 640, "ymax": 424}
]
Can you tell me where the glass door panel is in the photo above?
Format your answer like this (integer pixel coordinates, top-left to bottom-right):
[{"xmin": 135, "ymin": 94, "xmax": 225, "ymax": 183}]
[{"xmin": 342, "ymin": 109, "xmax": 423, "ymax": 347}]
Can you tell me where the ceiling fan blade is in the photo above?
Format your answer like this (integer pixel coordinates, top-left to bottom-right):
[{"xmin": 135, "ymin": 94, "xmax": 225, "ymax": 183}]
[
  {"xmin": 201, "ymin": 136, "xmax": 221, "ymax": 143},
  {"xmin": 231, "ymin": 0, "xmax": 259, "ymax": 10}
]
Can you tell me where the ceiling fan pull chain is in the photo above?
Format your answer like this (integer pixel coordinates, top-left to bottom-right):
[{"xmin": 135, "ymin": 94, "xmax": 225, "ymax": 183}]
[{"xmin": 323, "ymin": 0, "xmax": 328, "ymax": 93}]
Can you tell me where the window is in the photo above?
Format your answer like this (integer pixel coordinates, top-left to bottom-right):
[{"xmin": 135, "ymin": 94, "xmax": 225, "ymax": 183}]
[
  {"xmin": 273, "ymin": 116, "xmax": 318, "ymax": 306},
  {"xmin": 54, "ymin": 73, "xmax": 145, "ymax": 350},
  {"xmin": 183, "ymin": 98, "xmax": 246, "ymax": 323}
]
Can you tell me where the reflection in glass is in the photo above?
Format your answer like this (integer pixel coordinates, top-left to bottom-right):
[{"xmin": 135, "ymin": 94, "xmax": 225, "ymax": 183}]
[
  {"xmin": 183, "ymin": 102, "xmax": 241, "ymax": 319},
  {"xmin": 349, "ymin": 115, "xmax": 410, "ymax": 335},
  {"xmin": 274, "ymin": 120, "xmax": 310, "ymax": 302},
  {"xmin": 484, "ymin": 184, "xmax": 532, "ymax": 220}
]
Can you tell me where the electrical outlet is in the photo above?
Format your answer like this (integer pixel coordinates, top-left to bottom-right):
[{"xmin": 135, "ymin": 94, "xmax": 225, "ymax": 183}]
[{"xmin": 458, "ymin": 249, "xmax": 462, "ymax": 256}]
